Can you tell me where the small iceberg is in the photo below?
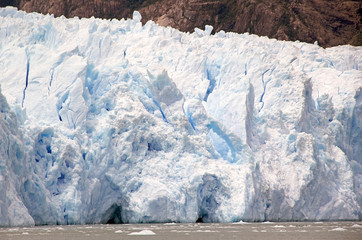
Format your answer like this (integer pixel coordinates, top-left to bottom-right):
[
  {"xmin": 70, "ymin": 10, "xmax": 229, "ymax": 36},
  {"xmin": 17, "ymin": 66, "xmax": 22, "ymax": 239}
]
[
  {"xmin": 128, "ymin": 230, "xmax": 156, "ymax": 235},
  {"xmin": 351, "ymin": 224, "xmax": 361, "ymax": 228},
  {"xmin": 273, "ymin": 225, "xmax": 286, "ymax": 228},
  {"xmin": 330, "ymin": 228, "xmax": 347, "ymax": 232},
  {"xmin": 232, "ymin": 220, "xmax": 248, "ymax": 224}
]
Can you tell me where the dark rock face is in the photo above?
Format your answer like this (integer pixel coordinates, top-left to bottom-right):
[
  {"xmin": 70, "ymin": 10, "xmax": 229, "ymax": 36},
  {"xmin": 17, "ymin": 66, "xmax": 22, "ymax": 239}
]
[
  {"xmin": 6, "ymin": 0, "xmax": 362, "ymax": 47},
  {"xmin": 0, "ymin": 0, "xmax": 19, "ymax": 7},
  {"xmin": 17, "ymin": 0, "xmax": 131, "ymax": 20}
]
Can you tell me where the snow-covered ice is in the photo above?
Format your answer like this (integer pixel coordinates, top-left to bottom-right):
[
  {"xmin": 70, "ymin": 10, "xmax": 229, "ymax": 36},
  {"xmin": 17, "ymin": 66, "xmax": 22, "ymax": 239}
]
[{"xmin": 0, "ymin": 7, "xmax": 361, "ymax": 226}]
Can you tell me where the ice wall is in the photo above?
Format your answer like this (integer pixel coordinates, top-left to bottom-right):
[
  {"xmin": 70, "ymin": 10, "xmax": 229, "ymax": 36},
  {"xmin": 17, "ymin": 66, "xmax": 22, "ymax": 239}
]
[
  {"xmin": 0, "ymin": 87, "xmax": 33, "ymax": 226},
  {"xmin": 0, "ymin": 7, "xmax": 361, "ymax": 226}
]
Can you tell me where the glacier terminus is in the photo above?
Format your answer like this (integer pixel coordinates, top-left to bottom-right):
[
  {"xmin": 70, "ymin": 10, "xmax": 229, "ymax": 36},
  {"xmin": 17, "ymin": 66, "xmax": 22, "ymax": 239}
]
[{"xmin": 0, "ymin": 7, "xmax": 361, "ymax": 226}]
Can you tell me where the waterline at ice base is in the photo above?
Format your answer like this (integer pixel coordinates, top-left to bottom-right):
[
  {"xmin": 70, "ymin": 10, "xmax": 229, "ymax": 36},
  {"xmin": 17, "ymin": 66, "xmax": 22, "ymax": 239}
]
[{"xmin": 0, "ymin": 7, "xmax": 361, "ymax": 226}]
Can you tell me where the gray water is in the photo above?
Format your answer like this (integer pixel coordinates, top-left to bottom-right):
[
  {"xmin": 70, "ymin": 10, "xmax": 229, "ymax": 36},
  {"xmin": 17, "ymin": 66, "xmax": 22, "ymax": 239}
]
[{"xmin": 1, "ymin": 222, "xmax": 361, "ymax": 240}]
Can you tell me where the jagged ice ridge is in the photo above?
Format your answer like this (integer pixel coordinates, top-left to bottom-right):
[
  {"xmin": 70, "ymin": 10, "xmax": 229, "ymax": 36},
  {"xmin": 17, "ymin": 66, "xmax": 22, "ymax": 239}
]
[{"xmin": 0, "ymin": 7, "xmax": 361, "ymax": 226}]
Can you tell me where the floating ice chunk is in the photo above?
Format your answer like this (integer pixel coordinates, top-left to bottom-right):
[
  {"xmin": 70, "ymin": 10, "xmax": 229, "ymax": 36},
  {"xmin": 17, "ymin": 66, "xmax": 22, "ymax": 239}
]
[
  {"xmin": 330, "ymin": 228, "xmax": 347, "ymax": 231},
  {"xmin": 114, "ymin": 230, "xmax": 123, "ymax": 233},
  {"xmin": 196, "ymin": 230, "xmax": 219, "ymax": 233},
  {"xmin": 8, "ymin": 228, "xmax": 20, "ymax": 232},
  {"xmin": 128, "ymin": 230, "xmax": 156, "ymax": 235},
  {"xmin": 232, "ymin": 220, "xmax": 248, "ymax": 224}
]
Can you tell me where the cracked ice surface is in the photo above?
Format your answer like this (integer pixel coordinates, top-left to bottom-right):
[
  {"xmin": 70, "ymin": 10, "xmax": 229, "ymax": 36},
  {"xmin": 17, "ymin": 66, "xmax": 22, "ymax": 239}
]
[{"xmin": 0, "ymin": 7, "xmax": 361, "ymax": 226}]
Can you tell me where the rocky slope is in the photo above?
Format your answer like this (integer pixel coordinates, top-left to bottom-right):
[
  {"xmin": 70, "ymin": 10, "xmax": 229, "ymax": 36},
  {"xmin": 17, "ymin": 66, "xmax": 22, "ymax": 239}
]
[
  {"xmin": 139, "ymin": 0, "xmax": 362, "ymax": 47},
  {"xmin": 3, "ymin": 0, "xmax": 361, "ymax": 47}
]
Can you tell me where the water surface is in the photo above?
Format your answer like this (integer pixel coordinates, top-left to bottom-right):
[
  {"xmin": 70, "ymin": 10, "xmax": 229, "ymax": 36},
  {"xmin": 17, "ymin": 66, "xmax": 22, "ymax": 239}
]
[{"xmin": 1, "ymin": 221, "xmax": 361, "ymax": 240}]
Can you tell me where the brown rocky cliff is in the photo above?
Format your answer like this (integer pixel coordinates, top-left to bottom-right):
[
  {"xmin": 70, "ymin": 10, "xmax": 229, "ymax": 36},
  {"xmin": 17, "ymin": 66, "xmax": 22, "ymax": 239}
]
[
  {"xmin": 6, "ymin": 0, "xmax": 362, "ymax": 47},
  {"xmin": 139, "ymin": 0, "xmax": 362, "ymax": 47}
]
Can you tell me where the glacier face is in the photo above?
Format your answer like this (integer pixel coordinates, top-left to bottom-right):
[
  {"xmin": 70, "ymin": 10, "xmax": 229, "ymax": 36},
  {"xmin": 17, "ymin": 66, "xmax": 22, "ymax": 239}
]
[{"xmin": 0, "ymin": 7, "xmax": 361, "ymax": 226}]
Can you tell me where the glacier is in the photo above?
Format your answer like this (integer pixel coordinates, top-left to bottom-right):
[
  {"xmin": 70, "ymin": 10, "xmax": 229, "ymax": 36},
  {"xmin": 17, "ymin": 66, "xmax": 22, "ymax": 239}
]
[{"xmin": 0, "ymin": 7, "xmax": 361, "ymax": 226}]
